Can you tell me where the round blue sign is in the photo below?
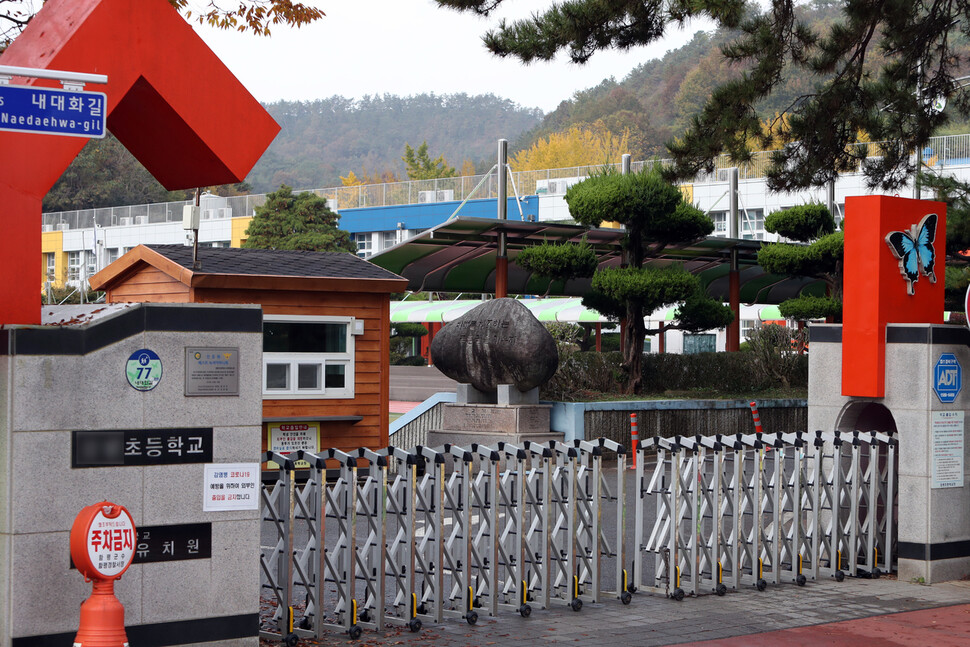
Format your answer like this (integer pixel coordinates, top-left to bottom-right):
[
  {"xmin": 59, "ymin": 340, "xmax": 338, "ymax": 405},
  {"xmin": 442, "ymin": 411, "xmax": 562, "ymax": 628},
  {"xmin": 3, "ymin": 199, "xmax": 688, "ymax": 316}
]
[{"xmin": 126, "ymin": 348, "xmax": 162, "ymax": 391}]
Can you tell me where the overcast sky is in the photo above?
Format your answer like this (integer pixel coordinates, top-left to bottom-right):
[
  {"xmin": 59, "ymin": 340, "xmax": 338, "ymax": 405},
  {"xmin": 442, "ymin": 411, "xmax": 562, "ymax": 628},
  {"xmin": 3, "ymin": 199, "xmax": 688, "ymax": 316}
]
[{"xmin": 194, "ymin": 0, "xmax": 711, "ymax": 114}]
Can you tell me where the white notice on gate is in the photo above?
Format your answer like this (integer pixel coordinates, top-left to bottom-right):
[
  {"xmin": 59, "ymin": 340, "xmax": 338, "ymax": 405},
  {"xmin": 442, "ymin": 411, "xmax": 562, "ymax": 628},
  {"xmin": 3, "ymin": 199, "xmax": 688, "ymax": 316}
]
[
  {"xmin": 203, "ymin": 463, "xmax": 260, "ymax": 511},
  {"xmin": 932, "ymin": 411, "xmax": 965, "ymax": 489}
]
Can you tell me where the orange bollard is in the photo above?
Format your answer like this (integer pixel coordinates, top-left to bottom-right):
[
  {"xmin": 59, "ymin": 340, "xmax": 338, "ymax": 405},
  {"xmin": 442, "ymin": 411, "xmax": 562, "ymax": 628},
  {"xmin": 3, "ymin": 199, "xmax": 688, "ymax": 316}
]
[
  {"xmin": 70, "ymin": 502, "xmax": 136, "ymax": 647},
  {"xmin": 750, "ymin": 401, "xmax": 769, "ymax": 451},
  {"xmin": 74, "ymin": 580, "xmax": 130, "ymax": 647},
  {"xmin": 630, "ymin": 413, "xmax": 638, "ymax": 469}
]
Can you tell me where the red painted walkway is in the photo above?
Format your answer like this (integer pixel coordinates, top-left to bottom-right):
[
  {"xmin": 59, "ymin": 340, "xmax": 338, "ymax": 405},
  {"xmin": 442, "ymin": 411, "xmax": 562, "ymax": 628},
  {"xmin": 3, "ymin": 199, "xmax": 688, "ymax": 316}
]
[
  {"xmin": 682, "ymin": 603, "xmax": 970, "ymax": 647},
  {"xmin": 389, "ymin": 401, "xmax": 422, "ymax": 414}
]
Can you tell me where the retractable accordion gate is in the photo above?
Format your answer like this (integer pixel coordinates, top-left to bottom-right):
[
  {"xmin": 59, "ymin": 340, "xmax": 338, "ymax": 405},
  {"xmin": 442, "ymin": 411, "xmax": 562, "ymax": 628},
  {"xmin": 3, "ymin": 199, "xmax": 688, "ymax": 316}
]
[{"xmin": 260, "ymin": 430, "xmax": 895, "ymax": 642}]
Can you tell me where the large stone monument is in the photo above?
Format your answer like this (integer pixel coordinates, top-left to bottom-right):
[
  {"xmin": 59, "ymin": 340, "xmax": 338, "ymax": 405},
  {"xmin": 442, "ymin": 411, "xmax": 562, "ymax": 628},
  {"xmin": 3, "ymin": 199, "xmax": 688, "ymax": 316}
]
[{"xmin": 427, "ymin": 298, "xmax": 563, "ymax": 446}]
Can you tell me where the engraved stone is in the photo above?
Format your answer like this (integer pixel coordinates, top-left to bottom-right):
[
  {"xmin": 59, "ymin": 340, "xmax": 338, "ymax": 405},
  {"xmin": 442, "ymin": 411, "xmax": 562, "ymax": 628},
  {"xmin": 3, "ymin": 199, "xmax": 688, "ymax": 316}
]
[{"xmin": 430, "ymin": 298, "xmax": 558, "ymax": 393}]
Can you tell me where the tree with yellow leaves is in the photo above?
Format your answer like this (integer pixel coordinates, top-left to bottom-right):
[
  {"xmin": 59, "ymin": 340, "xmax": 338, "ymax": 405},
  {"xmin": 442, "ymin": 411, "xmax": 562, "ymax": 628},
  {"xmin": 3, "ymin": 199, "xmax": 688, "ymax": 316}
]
[
  {"xmin": 340, "ymin": 168, "xmax": 400, "ymax": 186},
  {"xmin": 509, "ymin": 124, "xmax": 631, "ymax": 172}
]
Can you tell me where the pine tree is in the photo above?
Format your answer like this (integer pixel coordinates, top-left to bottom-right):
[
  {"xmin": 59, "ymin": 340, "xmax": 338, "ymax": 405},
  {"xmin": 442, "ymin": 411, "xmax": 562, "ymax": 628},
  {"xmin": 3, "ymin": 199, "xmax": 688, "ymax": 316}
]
[
  {"xmin": 436, "ymin": 0, "xmax": 970, "ymax": 192},
  {"xmin": 242, "ymin": 185, "xmax": 355, "ymax": 253},
  {"xmin": 517, "ymin": 167, "xmax": 733, "ymax": 393},
  {"xmin": 757, "ymin": 204, "xmax": 843, "ymax": 322},
  {"xmin": 402, "ymin": 141, "xmax": 458, "ymax": 180}
]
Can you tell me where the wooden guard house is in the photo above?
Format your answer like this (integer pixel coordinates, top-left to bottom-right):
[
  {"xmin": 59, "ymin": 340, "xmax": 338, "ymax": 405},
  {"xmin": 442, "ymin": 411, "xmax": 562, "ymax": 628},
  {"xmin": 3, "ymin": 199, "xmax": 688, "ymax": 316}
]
[{"xmin": 90, "ymin": 244, "xmax": 408, "ymax": 458}]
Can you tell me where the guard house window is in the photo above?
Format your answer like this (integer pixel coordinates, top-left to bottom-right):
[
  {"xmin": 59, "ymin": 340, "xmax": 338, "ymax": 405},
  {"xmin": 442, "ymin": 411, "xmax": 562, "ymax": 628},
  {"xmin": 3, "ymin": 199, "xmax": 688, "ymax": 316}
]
[
  {"xmin": 67, "ymin": 251, "xmax": 81, "ymax": 281},
  {"xmin": 262, "ymin": 315, "xmax": 355, "ymax": 398},
  {"xmin": 45, "ymin": 253, "xmax": 56, "ymax": 281}
]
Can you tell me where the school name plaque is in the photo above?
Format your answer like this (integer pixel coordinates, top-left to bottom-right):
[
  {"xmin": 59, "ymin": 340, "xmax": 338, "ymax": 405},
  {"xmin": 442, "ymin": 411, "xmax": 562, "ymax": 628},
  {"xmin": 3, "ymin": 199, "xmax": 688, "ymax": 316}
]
[{"xmin": 72, "ymin": 428, "xmax": 214, "ymax": 467}]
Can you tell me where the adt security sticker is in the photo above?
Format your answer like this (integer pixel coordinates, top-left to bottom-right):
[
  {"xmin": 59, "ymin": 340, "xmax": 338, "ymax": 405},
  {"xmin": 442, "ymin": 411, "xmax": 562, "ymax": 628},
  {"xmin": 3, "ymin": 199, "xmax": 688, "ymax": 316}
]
[
  {"xmin": 934, "ymin": 353, "xmax": 962, "ymax": 404},
  {"xmin": 126, "ymin": 349, "xmax": 162, "ymax": 391}
]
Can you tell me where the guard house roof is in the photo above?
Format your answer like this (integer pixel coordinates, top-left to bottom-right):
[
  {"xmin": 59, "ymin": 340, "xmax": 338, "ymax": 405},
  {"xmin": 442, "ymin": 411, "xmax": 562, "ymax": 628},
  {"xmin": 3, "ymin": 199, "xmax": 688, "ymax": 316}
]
[
  {"xmin": 90, "ymin": 244, "xmax": 408, "ymax": 294},
  {"xmin": 369, "ymin": 216, "xmax": 826, "ymax": 304}
]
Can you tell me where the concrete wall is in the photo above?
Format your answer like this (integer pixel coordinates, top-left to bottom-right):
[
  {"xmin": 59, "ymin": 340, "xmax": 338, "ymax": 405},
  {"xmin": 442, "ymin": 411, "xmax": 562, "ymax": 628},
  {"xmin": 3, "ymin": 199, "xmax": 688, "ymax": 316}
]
[
  {"xmin": 389, "ymin": 396, "xmax": 807, "ymax": 449},
  {"xmin": 0, "ymin": 303, "xmax": 263, "ymax": 647},
  {"xmin": 552, "ymin": 399, "xmax": 807, "ymax": 445},
  {"xmin": 809, "ymin": 323, "xmax": 970, "ymax": 583}
]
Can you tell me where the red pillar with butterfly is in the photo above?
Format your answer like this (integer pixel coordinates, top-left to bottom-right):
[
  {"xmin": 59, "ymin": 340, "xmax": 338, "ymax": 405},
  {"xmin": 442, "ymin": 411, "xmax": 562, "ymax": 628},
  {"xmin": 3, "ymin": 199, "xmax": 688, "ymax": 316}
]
[{"xmin": 842, "ymin": 195, "xmax": 946, "ymax": 398}]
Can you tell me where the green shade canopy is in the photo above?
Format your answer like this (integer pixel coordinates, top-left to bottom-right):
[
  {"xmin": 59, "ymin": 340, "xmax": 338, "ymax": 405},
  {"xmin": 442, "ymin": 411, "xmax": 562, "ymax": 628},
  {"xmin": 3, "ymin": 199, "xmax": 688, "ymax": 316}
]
[
  {"xmin": 371, "ymin": 217, "xmax": 826, "ymax": 304},
  {"xmin": 391, "ymin": 297, "xmax": 608, "ymax": 323},
  {"xmin": 391, "ymin": 299, "xmax": 794, "ymax": 325}
]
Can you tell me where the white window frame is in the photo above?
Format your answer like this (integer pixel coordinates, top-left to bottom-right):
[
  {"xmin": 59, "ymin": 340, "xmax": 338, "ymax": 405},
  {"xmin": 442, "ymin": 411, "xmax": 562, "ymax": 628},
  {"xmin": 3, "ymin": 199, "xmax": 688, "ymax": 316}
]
[
  {"xmin": 67, "ymin": 251, "xmax": 81, "ymax": 281},
  {"xmin": 381, "ymin": 230, "xmax": 397, "ymax": 250},
  {"xmin": 741, "ymin": 208, "xmax": 765, "ymax": 240},
  {"xmin": 741, "ymin": 319, "xmax": 759, "ymax": 341},
  {"xmin": 262, "ymin": 314, "xmax": 356, "ymax": 399},
  {"xmin": 709, "ymin": 211, "xmax": 727, "ymax": 234},
  {"xmin": 354, "ymin": 233, "xmax": 372, "ymax": 258},
  {"xmin": 84, "ymin": 249, "xmax": 97, "ymax": 278}
]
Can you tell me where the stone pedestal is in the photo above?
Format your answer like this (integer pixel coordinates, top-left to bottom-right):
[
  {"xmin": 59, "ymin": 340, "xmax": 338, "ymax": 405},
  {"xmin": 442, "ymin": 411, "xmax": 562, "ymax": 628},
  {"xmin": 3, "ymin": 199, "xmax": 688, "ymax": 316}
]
[
  {"xmin": 426, "ymin": 402, "xmax": 563, "ymax": 448},
  {"xmin": 809, "ymin": 323, "xmax": 970, "ymax": 583},
  {"xmin": 1, "ymin": 303, "xmax": 264, "ymax": 647}
]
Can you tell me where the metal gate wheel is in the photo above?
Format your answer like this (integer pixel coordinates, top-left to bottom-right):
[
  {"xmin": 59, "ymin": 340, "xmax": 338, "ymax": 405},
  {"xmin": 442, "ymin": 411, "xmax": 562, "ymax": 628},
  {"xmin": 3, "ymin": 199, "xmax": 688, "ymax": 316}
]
[
  {"xmin": 620, "ymin": 590, "xmax": 633, "ymax": 605},
  {"xmin": 465, "ymin": 611, "xmax": 478, "ymax": 625},
  {"xmin": 835, "ymin": 571, "xmax": 845, "ymax": 582},
  {"xmin": 715, "ymin": 583, "xmax": 727, "ymax": 596},
  {"xmin": 570, "ymin": 597, "xmax": 583, "ymax": 611},
  {"xmin": 348, "ymin": 625, "xmax": 362, "ymax": 640},
  {"xmin": 756, "ymin": 579, "xmax": 767, "ymax": 592},
  {"xmin": 796, "ymin": 574, "xmax": 807, "ymax": 586},
  {"xmin": 519, "ymin": 604, "xmax": 532, "ymax": 617},
  {"xmin": 408, "ymin": 618, "xmax": 422, "ymax": 632},
  {"xmin": 284, "ymin": 632, "xmax": 299, "ymax": 647},
  {"xmin": 672, "ymin": 588, "xmax": 685, "ymax": 601}
]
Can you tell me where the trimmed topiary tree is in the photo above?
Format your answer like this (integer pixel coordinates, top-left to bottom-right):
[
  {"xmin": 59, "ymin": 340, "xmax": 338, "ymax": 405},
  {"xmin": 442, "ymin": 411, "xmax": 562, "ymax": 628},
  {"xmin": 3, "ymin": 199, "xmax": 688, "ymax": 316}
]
[
  {"xmin": 517, "ymin": 166, "xmax": 733, "ymax": 393},
  {"xmin": 758, "ymin": 203, "xmax": 843, "ymax": 322}
]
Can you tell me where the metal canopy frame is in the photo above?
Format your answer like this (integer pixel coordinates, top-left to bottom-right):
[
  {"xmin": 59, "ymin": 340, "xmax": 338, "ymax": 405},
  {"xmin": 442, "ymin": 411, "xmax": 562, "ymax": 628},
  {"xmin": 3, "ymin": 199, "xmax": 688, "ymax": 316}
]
[{"xmin": 369, "ymin": 217, "xmax": 827, "ymax": 304}]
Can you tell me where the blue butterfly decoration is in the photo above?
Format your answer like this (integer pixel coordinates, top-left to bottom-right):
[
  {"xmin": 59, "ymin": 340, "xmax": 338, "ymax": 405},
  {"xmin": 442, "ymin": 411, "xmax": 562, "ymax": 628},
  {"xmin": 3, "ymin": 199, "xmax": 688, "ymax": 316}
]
[{"xmin": 884, "ymin": 212, "xmax": 938, "ymax": 295}]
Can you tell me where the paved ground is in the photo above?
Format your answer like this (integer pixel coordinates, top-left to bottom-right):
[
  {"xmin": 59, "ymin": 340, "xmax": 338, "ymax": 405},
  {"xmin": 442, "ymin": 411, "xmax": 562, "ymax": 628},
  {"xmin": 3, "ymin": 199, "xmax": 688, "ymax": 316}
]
[
  {"xmin": 330, "ymin": 369, "xmax": 970, "ymax": 646},
  {"xmin": 260, "ymin": 577, "xmax": 970, "ymax": 646},
  {"xmin": 389, "ymin": 365, "xmax": 456, "ymax": 402}
]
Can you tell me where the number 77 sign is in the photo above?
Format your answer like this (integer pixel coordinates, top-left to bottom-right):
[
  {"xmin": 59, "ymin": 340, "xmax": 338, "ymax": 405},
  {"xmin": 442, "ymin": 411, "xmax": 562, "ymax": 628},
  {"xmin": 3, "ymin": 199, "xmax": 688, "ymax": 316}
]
[{"xmin": 126, "ymin": 348, "xmax": 162, "ymax": 391}]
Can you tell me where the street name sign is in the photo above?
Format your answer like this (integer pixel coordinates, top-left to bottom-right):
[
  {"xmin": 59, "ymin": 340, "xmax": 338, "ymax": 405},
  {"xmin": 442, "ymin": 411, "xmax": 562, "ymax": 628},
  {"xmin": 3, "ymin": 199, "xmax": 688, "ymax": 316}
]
[{"xmin": 0, "ymin": 84, "xmax": 105, "ymax": 138}]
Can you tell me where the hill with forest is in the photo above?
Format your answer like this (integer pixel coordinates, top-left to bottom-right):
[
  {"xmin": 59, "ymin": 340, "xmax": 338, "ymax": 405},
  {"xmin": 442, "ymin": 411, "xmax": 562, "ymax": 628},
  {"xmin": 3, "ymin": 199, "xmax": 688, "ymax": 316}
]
[
  {"xmin": 510, "ymin": 0, "xmax": 970, "ymax": 164},
  {"xmin": 247, "ymin": 94, "xmax": 543, "ymax": 192},
  {"xmin": 44, "ymin": 93, "xmax": 543, "ymax": 212},
  {"xmin": 44, "ymin": 0, "xmax": 970, "ymax": 213}
]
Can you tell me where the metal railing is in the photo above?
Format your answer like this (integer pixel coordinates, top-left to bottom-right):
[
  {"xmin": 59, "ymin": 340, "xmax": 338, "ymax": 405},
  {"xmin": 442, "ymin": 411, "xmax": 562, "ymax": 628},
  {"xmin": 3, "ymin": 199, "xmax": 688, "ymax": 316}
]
[{"xmin": 43, "ymin": 133, "xmax": 970, "ymax": 231}]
